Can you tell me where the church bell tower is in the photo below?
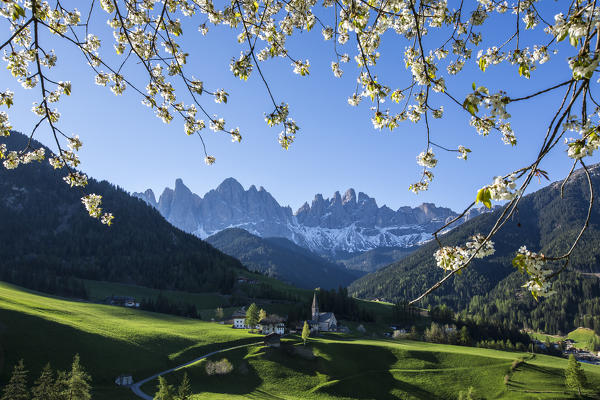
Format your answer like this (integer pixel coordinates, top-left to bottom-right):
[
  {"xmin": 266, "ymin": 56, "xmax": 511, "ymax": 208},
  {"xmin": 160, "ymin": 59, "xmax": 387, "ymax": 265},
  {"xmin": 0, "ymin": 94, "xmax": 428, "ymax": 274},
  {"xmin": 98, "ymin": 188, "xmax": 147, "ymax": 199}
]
[{"xmin": 311, "ymin": 292, "xmax": 319, "ymax": 321}]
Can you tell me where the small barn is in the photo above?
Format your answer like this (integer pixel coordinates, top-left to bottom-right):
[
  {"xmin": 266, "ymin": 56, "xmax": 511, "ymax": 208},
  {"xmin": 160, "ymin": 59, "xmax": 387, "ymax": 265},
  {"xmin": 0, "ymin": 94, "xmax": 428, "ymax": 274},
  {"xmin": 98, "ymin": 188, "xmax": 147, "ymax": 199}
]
[
  {"xmin": 264, "ymin": 333, "xmax": 281, "ymax": 348},
  {"xmin": 115, "ymin": 375, "xmax": 133, "ymax": 386}
]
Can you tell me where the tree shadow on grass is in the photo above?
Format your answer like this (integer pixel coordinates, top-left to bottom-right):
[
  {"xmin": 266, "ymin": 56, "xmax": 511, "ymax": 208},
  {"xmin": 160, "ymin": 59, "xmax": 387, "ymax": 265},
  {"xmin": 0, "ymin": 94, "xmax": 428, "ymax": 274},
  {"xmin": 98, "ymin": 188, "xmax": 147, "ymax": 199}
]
[
  {"xmin": 0, "ymin": 308, "xmax": 175, "ymax": 385},
  {"xmin": 262, "ymin": 341, "xmax": 435, "ymax": 399},
  {"xmin": 523, "ymin": 363, "xmax": 564, "ymax": 377},
  {"xmin": 316, "ymin": 370, "xmax": 434, "ymax": 400}
]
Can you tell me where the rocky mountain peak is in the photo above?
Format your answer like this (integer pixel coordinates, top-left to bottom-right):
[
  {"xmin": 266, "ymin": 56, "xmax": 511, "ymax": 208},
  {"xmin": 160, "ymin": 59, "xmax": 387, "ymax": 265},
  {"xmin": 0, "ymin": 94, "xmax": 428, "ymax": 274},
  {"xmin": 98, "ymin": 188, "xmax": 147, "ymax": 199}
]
[
  {"xmin": 133, "ymin": 189, "xmax": 158, "ymax": 208},
  {"xmin": 139, "ymin": 178, "xmax": 462, "ymax": 254},
  {"xmin": 358, "ymin": 192, "xmax": 377, "ymax": 208},
  {"xmin": 343, "ymin": 189, "xmax": 356, "ymax": 205},
  {"xmin": 216, "ymin": 177, "xmax": 244, "ymax": 194},
  {"xmin": 297, "ymin": 202, "xmax": 310, "ymax": 214},
  {"xmin": 174, "ymin": 178, "xmax": 194, "ymax": 196},
  {"xmin": 331, "ymin": 191, "xmax": 342, "ymax": 205}
]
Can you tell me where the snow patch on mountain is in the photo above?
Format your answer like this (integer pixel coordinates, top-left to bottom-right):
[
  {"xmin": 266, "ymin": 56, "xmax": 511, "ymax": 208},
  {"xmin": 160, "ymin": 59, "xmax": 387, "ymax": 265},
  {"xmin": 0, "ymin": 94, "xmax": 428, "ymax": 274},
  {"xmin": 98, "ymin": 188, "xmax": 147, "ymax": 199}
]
[
  {"xmin": 288, "ymin": 223, "xmax": 432, "ymax": 254},
  {"xmin": 133, "ymin": 178, "xmax": 491, "ymax": 256}
]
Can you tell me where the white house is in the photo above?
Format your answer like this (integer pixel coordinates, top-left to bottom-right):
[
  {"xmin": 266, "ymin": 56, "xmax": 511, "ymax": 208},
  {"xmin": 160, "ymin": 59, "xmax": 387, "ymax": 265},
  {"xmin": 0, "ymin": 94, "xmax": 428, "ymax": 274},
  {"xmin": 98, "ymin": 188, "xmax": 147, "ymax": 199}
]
[
  {"xmin": 232, "ymin": 307, "xmax": 248, "ymax": 329},
  {"xmin": 258, "ymin": 315, "xmax": 286, "ymax": 335}
]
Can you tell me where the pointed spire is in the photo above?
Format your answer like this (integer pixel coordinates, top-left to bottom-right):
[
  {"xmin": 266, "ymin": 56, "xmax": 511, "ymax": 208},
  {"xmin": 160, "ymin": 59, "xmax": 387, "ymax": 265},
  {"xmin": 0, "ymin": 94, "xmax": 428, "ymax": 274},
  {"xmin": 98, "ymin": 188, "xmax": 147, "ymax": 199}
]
[{"xmin": 311, "ymin": 291, "xmax": 319, "ymax": 320}]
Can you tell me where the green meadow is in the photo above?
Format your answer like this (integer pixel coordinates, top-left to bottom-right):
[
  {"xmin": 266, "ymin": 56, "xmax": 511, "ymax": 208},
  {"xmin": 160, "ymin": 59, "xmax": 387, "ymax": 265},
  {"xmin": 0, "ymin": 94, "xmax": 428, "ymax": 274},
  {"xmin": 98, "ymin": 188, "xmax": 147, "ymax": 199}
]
[
  {"xmin": 1, "ymin": 281, "xmax": 599, "ymax": 400},
  {"xmin": 142, "ymin": 337, "xmax": 600, "ymax": 399},
  {"xmin": 0, "ymin": 282, "xmax": 258, "ymax": 399},
  {"xmin": 567, "ymin": 328, "xmax": 600, "ymax": 351}
]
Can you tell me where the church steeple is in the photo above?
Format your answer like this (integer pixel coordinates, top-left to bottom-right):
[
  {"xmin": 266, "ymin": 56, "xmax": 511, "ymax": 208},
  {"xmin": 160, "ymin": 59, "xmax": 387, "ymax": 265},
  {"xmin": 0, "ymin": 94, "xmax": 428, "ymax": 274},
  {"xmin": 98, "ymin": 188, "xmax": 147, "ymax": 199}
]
[{"xmin": 311, "ymin": 292, "xmax": 319, "ymax": 321}]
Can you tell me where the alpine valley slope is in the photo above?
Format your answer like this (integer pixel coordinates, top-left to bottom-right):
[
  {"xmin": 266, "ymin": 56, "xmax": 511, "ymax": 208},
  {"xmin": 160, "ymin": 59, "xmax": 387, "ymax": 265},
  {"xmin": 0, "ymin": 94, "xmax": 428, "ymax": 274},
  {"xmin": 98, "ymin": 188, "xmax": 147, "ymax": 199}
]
[
  {"xmin": 206, "ymin": 228, "xmax": 362, "ymax": 289},
  {"xmin": 0, "ymin": 132, "xmax": 246, "ymax": 295},
  {"xmin": 134, "ymin": 178, "xmax": 492, "ymax": 259},
  {"xmin": 349, "ymin": 163, "xmax": 600, "ymax": 335}
]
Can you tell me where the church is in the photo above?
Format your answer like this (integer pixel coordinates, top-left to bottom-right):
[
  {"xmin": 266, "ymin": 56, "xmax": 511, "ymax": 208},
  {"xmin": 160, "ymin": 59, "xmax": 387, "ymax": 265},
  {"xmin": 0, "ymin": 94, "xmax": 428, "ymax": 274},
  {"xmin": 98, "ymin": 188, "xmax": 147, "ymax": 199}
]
[{"xmin": 309, "ymin": 292, "xmax": 337, "ymax": 332}]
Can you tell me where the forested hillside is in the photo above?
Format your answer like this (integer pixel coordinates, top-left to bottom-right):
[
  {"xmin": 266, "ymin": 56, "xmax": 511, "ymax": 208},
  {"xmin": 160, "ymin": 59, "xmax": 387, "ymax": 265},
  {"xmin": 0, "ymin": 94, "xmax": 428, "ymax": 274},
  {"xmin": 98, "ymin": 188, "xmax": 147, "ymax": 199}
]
[
  {"xmin": 339, "ymin": 246, "xmax": 417, "ymax": 272},
  {"xmin": 0, "ymin": 132, "xmax": 246, "ymax": 296},
  {"xmin": 350, "ymin": 164, "xmax": 600, "ymax": 335},
  {"xmin": 206, "ymin": 228, "xmax": 361, "ymax": 289}
]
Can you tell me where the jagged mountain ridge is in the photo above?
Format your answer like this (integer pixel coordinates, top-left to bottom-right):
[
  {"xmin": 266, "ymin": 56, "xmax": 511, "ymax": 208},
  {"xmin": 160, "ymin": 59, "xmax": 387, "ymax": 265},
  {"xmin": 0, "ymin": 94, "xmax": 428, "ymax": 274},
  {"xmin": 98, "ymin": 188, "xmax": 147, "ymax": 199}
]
[{"xmin": 134, "ymin": 178, "xmax": 491, "ymax": 256}]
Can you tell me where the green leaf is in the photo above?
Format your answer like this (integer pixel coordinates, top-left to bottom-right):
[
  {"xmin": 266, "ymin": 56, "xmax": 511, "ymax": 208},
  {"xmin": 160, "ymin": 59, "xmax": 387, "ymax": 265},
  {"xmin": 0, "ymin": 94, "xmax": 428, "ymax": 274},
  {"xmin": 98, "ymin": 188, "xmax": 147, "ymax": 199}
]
[
  {"xmin": 475, "ymin": 187, "xmax": 492, "ymax": 209},
  {"xmin": 518, "ymin": 64, "xmax": 530, "ymax": 79},
  {"xmin": 12, "ymin": 4, "xmax": 25, "ymax": 20},
  {"xmin": 531, "ymin": 290, "xmax": 538, "ymax": 301},
  {"xmin": 512, "ymin": 254, "xmax": 527, "ymax": 274},
  {"xmin": 463, "ymin": 99, "xmax": 478, "ymax": 116},
  {"xmin": 472, "ymin": 82, "xmax": 476, "ymax": 91},
  {"xmin": 478, "ymin": 58, "xmax": 487, "ymax": 72}
]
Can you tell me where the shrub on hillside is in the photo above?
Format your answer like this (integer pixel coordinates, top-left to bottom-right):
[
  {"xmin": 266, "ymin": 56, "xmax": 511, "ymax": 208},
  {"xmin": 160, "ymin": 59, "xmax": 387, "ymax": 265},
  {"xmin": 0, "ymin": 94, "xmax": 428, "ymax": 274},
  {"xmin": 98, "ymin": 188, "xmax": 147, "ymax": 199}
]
[{"xmin": 205, "ymin": 358, "xmax": 233, "ymax": 376}]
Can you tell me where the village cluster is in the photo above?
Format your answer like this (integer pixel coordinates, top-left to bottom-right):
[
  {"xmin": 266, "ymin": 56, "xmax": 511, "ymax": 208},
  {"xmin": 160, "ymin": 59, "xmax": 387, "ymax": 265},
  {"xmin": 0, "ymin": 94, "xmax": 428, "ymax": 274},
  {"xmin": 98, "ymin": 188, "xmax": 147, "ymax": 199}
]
[
  {"xmin": 103, "ymin": 292, "xmax": 600, "ymax": 366},
  {"xmin": 229, "ymin": 293, "xmax": 338, "ymax": 336},
  {"xmin": 530, "ymin": 338, "xmax": 600, "ymax": 365}
]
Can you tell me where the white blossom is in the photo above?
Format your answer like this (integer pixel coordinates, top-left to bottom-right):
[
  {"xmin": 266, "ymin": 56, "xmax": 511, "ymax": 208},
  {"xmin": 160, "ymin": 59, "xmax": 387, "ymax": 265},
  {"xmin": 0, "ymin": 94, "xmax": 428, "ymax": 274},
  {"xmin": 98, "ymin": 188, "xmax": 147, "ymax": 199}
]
[
  {"xmin": 434, "ymin": 234, "xmax": 495, "ymax": 272},
  {"xmin": 416, "ymin": 149, "xmax": 437, "ymax": 168}
]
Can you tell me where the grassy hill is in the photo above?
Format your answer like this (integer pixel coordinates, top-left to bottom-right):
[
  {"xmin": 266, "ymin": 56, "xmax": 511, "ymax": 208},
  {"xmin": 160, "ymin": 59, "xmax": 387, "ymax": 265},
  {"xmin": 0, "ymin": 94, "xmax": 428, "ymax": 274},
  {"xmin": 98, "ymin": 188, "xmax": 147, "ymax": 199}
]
[
  {"xmin": 2, "ymin": 282, "xmax": 599, "ymax": 399},
  {"xmin": 530, "ymin": 327, "xmax": 600, "ymax": 351},
  {"xmin": 568, "ymin": 328, "xmax": 600, "ymax": 351},
  {"xmin": 141, "ymin": 336, "xmax": 600, "ymax": 399},
  {"xmin": 0, "ymin": 282, "xmax": 258, "ymax": 399}
]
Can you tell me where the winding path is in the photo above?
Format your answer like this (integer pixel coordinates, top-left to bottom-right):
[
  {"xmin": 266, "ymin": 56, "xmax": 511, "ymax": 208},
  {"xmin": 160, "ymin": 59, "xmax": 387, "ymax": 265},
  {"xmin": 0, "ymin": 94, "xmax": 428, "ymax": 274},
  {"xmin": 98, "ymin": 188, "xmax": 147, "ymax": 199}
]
[{"xmin": 129, "ymin": 341, "xmax": 263, "ymax": 400}]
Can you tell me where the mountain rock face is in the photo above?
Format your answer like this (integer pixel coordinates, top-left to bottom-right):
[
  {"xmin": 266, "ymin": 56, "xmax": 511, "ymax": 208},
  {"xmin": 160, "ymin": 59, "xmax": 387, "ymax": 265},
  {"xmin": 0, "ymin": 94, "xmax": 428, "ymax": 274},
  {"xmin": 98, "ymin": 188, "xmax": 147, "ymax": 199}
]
[{"xmin": 134, "ymin": 179, "xmax": 490, "ymax": 256}]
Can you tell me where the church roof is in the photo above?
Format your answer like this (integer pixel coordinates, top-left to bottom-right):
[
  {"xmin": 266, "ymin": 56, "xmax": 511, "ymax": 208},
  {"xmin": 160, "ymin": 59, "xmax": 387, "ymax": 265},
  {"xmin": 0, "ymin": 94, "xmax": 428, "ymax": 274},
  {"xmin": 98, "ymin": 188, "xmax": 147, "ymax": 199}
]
[{"xmin": 317, "ymin": 312, "xmax": 336, "ymax": 324}]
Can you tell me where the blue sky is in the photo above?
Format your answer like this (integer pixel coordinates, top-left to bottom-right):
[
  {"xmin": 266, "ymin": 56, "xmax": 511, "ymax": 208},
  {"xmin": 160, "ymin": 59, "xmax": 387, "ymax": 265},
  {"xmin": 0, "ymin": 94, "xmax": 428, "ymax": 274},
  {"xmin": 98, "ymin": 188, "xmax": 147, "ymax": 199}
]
[{"xmin": 2, "ymin": 3, "xmax": 597, "ymax": 212}]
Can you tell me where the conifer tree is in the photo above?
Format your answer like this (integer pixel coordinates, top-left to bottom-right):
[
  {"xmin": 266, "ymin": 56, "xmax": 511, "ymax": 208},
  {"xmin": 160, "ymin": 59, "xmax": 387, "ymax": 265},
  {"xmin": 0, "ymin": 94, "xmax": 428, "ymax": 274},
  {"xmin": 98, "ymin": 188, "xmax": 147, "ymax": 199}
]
[
  {"xmin": 154, "ymin": 376, "xmax": 175, "ymax": 400},
  {"xmin": 245, "ymin": 303, "xmax": 259, "ymax": 332},
  {"xmin": 565, "ymin": 354, "xmax": 587, "ymax": 397},
  {"xmin": 54, "ymin": 370, "xmax": 69, "ymax": 400},
  {"xmin": 302, "ymin": 321, "xmax": 310, "ymax": 345},
  {"xmin": 177, "ymin": 372, "xmax": 192, "ymax": 400},
  {"xmin": 1, "ymin": 359, "xmax": 29, "ymax": 400},
  {"xmin": 64, "ymin": 354, "xmax": 91, "ymax": 400},
  {"xmin": 459, "ymin": 326, "xmax": 471, "ymax": 346},
  {"xmin": 32, "ymin": 363, "xmax": 59, "ymax": 400}
]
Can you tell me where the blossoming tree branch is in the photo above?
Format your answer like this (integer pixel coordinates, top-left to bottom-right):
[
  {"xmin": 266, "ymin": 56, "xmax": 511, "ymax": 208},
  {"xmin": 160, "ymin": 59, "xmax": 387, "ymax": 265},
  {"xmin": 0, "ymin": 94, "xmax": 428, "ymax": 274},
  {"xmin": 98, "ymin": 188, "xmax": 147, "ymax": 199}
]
[{"xmin": 0, "ymin": 0, "xmax": 598, "ymax": 303}]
